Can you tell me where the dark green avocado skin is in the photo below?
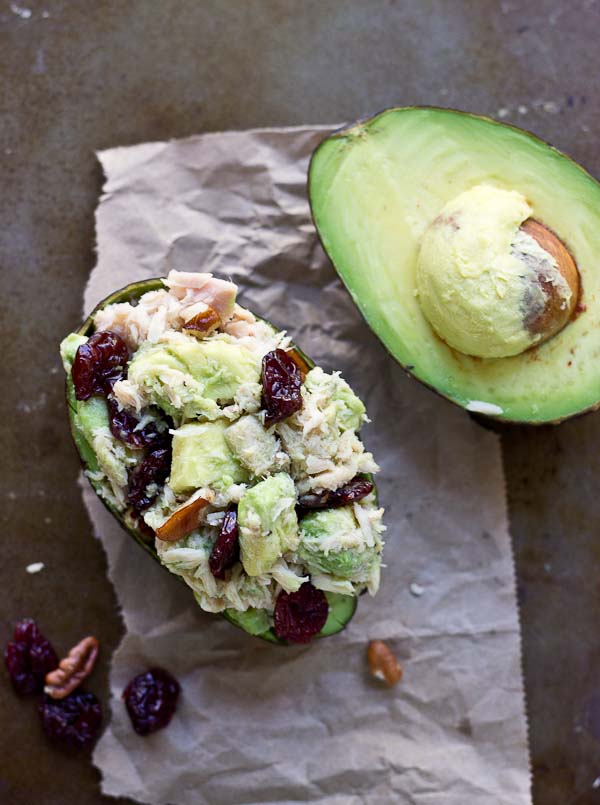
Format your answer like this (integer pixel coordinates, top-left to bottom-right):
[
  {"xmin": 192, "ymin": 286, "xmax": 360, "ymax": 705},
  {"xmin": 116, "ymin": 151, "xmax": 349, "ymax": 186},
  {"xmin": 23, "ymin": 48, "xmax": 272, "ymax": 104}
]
[{"xmin": 66, "ymin": 278, "xmax": 364, "ymax": 644}]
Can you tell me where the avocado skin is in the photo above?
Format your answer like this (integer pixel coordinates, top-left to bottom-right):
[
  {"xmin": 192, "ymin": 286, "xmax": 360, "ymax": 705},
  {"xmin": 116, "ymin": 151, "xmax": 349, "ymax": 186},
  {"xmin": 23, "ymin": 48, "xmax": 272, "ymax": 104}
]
[
  {"xmin": 66, "ymin": 278, "xmax": 366, "ymax": 644},
  {"xmin": 308, "ymin": 107, "xmax": 600, "ymax": 426}
]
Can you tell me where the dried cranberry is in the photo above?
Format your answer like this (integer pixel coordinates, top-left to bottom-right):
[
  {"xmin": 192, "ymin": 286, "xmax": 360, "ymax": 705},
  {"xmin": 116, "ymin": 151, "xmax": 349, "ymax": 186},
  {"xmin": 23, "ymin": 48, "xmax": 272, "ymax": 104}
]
[
  {"xmin": 273, "ymin": 582, "xmax": 329, "ymax": 644},
  {"xmin": 107, "ymin": 396, "xmax": 162, "ymax": 449},
  {"xmin": 122, "ymin": 668, "xmax": 180, "ymax": 736},
  {"xmin": 297, "ymin": 476, "xmax": 374, "ymax": 512},
  {"xmin": 136, "ymin": 515, "xmax": 157, "ymax": 542},
  {"xmin": 127, "ymin": 435, "xmax": 172, "ymax": 512},
  {"xmin": 261, "ymin": 349, "xmax": 303, "ymax": 426},
  {"xmin": 72, "ymin": 330, "xmax": 129, "ymax": 401},
  {"xmin": 209, "ymin": 508, "xmax": 239, "ymax": 579},
  {"xmin": 39, "ymin": 690, "xmax": 102, "ymax": 749},
  {"xmin": 4, "ymin": 619, "xmax": 58, "ymax": 696}
]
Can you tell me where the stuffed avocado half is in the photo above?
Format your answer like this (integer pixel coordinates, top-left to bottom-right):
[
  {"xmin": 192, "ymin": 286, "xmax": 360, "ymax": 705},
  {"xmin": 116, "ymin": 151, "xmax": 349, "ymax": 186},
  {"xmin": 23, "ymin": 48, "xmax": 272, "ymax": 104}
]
[
  {"xmin": 60, "ymin": 272, "xmax": 384, "ymax": 644},
  {"xmin": 309, "ymin": 107, "xmax": 600, "ymax": 424}
]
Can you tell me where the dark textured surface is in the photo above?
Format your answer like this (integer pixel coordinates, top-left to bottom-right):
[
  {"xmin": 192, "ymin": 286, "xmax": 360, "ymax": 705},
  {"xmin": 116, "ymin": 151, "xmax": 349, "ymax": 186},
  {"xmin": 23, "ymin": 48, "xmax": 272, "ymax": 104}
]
[{"xmin": 1, "ymin": 1, "xmax": 600, "ymax": 802}]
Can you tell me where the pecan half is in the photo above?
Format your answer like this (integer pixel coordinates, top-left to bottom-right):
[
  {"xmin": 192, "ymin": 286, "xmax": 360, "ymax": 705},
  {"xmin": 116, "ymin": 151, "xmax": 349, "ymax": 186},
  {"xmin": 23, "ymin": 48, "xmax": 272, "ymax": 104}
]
[
  {"xmin": 183, "ymin": 305, "xmax": 221, "ymax": 338},
  {"xmin": 44, "ymin": 636, "xmax": 100, "ymax": 700},
  {"xmin": 155, "ymin": 494, "xmax": 210, "ymax": 542},
  {"xmin": 367, "ymin": 640, "xmax": 403, "ymax": 687},
  {"xmin": 286, "ymin": 347, "xmax": 311, "ymax": 377}
]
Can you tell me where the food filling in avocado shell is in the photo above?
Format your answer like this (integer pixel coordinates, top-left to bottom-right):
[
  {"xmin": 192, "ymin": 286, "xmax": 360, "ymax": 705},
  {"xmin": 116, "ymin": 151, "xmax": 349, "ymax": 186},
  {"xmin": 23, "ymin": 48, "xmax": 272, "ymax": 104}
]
[{"xmin": 60, "ymin": 272, "xmax": 384, "ymax": 644}]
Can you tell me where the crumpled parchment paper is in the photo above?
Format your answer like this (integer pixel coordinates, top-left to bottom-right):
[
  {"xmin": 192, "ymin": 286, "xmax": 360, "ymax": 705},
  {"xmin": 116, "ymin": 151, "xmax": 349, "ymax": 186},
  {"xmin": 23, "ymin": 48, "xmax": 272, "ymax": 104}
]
[{"xmin": 81, "ymin": 126, "xmax": 531, "ymax": 804}]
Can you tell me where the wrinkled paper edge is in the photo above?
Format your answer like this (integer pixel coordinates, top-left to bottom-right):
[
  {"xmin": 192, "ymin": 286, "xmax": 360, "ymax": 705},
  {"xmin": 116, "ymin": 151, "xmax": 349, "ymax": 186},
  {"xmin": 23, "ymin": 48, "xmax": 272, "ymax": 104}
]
[{"xmin": 83, "ymin": 125, "xmax": 533, "ymax": 804}]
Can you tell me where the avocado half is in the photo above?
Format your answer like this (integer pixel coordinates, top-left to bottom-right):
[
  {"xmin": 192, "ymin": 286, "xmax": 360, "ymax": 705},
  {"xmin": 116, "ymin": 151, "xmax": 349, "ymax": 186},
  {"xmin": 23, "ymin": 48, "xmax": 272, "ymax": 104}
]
[
  {"xmin": 67, "ymin": 278, "xmax": 359, "ymax": 644},
  {"xmin": 309, "ymin": 107, "xmax": 600, "ymax": 424}
]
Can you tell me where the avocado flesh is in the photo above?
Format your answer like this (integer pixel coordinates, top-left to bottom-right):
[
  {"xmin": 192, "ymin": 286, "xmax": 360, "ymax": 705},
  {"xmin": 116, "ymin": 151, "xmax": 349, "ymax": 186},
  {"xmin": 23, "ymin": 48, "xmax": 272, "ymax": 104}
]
[
  {"xmin": 170, "ymin": 421, "xmax": 249, "ymax": 494},
  {"xmin": 65, "ymin": 278, "xmax": 363, "ymax": 643},
  {"xmin": 223, "ymin": 592, "xmax": 357, "ymax": 642},
  {"xmin": 309, "ymin": 107, "xmax": 600, "ymax": 424}
]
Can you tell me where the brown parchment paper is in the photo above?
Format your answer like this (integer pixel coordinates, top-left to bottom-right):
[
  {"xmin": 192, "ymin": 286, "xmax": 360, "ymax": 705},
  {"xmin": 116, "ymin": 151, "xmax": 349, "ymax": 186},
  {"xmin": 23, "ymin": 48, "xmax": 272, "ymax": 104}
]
[{"xmin": 82, "ymin": 126, "xmax": 531, "ymax": 804}]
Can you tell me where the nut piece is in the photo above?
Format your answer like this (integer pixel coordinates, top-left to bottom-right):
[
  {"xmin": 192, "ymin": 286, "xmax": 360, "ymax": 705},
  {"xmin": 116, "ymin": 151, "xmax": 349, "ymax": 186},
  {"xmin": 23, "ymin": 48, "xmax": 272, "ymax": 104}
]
[
  {"xmin": 519, "ymin": 218, "xmax": 580, "ymax": 343},
  {"xmin": 367, "ymin": 639, "xmax": 403, "ymax": 687},
  {"xmin": 287, "ymin": 347, "xmax": 312, "ymax": 377},
  {"xmin": 183, "ymin": 305, "xmax": 221, "ymax": 338},
  {"xmin": 44, "ymin": 636, "xmax": 100, "ymax": 700},
  {"xmin": 155, "ymin": 494, "xmax": 210, "ymax": 542}
]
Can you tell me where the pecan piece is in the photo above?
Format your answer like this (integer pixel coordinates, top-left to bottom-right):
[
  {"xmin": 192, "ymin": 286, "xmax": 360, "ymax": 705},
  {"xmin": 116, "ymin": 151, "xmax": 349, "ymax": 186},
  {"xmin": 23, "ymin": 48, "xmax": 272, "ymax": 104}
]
[
  {"xmin": 367, "ymin": 640, "xmax": 403, "ymax": 687},
  {"xmin": 155, "ymin": 494, "xmax": 210, "ymax": 542},
  {"xmin": 183, "ymin": 305, "xmax": 221, "ymax": 338},
  {"xmin": 44, "ymin": 636, "xmax": 100, "ymax": 700},
  {"xmin": 286, "ymin": 347, "xmax": 311, "ymax": 377}
]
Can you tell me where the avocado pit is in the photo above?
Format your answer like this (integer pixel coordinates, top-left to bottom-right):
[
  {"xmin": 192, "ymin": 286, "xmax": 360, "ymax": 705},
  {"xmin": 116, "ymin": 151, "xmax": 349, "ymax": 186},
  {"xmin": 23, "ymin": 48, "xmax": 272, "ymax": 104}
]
[
  {"xmin": 416, "ymin": 184, "xmax": 580, "ymax": 359},
  {"xmin": 518, "ymin": 218, "xmax": 579, "ymax": 341}
]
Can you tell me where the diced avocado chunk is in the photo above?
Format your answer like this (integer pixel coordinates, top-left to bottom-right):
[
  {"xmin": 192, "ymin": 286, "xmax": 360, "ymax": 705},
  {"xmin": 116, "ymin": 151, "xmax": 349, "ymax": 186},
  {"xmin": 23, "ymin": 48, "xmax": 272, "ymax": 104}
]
[
  {"xmin": 127, "ymin": 334, "xmax": 260, "ymax": 419},
  {"xmin": 238, "ymin": 473, "xmax": 298, "ymax": 576},
  {"xmin": 222, "ymin": 607, "xmax": 271, "ymax": 636},
  {"xmin": 67, "ymin": 388, "xmax": 134, "ymax": 496},
  {"xmin": 225, "ymin": 415, "xmax": 282, "ymax": 477},
  {"xmin": 298, "ymin": 507, "xmax": 378, "ymax": 580},
  {"xmin": 60, "ymin": 332, "xmax": 87, "ymax": 371},
  {"xmin": 170, "ymin": 421, "xmax": 248, "ymax": 494},
  {"xmin": 76, "ymin": 396, "xmax": 110, "ymax": 445}
]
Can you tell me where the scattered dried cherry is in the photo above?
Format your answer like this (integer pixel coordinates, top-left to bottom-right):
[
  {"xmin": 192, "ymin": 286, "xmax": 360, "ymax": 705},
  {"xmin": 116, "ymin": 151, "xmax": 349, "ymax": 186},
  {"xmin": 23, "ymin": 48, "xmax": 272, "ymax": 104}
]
[
  {"xmin": 297, "ymin": 476, "xmax": 374, "ymax": 512},
  {"xmin": 273, "ymin": 582, "xmax": 328, "ymax": 644},
  {"xmin": 4, "ymin": 618, "xmax": 58, "ymax": 696},
  {"xmin": 127, "ymin": 435, "xmax": 172, "ymax": 512},
  {"xmin": 209, "ymin": 508, "xmax": 239, "ymax": 579},
  {"xmin": 72, "ymin": 330, "xmax": 129, "ymax": 401},
  {"xmin": 39, "ymin": 690, "xmax": 102, "ymax": 749},
  {"xmin": 122, "ymin": 668, "xmax": 180, "ymax": 736},
  {"xmin": 107, "ymin": 396, "xmax": 161, "ymax": 449},
  {"xmin": 261, "ymin": 349, "xmax": 303, "ymax": 427}
]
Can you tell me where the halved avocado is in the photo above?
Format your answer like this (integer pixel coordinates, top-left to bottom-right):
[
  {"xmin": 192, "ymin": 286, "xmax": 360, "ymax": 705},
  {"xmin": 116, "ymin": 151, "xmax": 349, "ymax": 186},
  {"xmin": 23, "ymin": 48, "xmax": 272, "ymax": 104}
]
[
  {"xmin": 65, "ymin": 278, "xmax": 364, "ymax": 643},
  {"xmin": 309, "ymin": 107, "xmax": 600, "ymax": 424}
]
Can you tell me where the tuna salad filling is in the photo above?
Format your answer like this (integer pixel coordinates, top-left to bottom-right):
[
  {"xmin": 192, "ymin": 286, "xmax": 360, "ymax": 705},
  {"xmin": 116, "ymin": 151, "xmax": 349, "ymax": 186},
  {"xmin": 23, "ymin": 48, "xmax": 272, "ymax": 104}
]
[{"xmin": 60, "ymin": 271, "xmax": 384, "ymax": 628}]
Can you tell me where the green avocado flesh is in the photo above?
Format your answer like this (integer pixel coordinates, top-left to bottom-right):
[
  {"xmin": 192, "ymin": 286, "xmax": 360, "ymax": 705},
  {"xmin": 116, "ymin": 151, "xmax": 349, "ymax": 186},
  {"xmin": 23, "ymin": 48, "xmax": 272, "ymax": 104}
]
[
  {"xmin": 309, "ymin": 107, "xmax": 600, "ymax": 424},
  {"xmin": 65, "ymin": 278, "xmax": 362, "ymax": 644},
  {"xmin": 223, "ymin": 592, "xmax": 357, "ymax": 642},
  {"xmin": 170, "ymin": 421, "xmax": 248, "ymax": 494}
]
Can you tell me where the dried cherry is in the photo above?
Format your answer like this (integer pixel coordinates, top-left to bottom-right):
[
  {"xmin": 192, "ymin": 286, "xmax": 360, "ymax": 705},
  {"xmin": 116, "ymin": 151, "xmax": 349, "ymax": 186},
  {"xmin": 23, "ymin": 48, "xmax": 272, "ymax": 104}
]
[
  {"xmin": 107, "ymin": 396, "xmax": 161, "ymax": 449},
  {"xmin": 297, "ymin": 476, "xmax": 374, "ymax": 512},
  {"xmin": 39, "ymin": 690, "xmax": 102, "ymax": 748},
  {"xmin": 273, "ymin": 582, "xmax": 328, "ymax": 644},
  {"xmin": 72, "ymin": 330, "xmax": 129, "ymax": 401},
  {"xmin": 122, "ymin": 668, "xmax": 180, "ymax": 736},
  {"xmin": 261, "ymin": 349, "xmax": 303, "ymax": 426},
  {"xmin": 209, "ymin": 508, "xmax": 239, "ymax": 579},
  {"xmin": 126, "ymin": 435, "xmax": 172, "ymax": 512},
  {"xmin": 4, "ymin": 618, "xmax": 58, "ymax": 696}
]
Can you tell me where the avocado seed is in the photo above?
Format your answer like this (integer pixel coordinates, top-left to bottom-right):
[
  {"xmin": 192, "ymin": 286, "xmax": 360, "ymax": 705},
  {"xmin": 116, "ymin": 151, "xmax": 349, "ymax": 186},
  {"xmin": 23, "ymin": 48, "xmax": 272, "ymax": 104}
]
[{"xmin": 519, "ymin": 218, "xmax": 579, "ymax": 344}]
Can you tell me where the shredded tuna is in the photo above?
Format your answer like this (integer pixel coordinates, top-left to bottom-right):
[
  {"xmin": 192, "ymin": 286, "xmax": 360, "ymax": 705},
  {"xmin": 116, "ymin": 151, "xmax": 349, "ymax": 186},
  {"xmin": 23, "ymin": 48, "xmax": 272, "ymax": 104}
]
[{"xmin": 164, "ymin": 271, "xmax": 237, "ymax": 322}]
